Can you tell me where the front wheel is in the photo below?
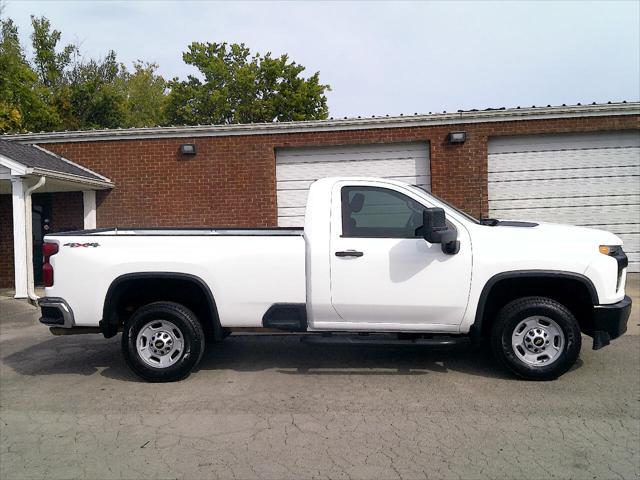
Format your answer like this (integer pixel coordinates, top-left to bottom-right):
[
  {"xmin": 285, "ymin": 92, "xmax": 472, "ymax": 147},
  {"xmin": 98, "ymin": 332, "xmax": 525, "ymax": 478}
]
[
  {"xmin": 491, "ymin": 296, "xmax": 581, "ymax": 380},
  {"xmin": 122, "ymin": 302, "xmax": 205, "ymax": 382}
]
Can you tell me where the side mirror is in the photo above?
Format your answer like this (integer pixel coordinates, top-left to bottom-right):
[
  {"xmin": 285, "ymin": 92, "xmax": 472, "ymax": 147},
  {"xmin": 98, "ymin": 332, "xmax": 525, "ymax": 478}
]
[
  {"xmin": 422, "ymin": 207, "xmax": 447, "ymax": 243},
  {"xmin": 422, "ymin": 208, "xmax": 460, "ymax": 255}
]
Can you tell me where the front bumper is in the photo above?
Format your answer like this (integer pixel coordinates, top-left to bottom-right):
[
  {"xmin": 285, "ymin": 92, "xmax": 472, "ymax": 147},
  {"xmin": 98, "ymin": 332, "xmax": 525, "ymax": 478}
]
[
  {"xmin": 38, "ymin": 297, "xmax": 75, "ymax": 328},
  {"xmin": 591, "ymin": 295, "xmax": 632, "ymax": 350}
]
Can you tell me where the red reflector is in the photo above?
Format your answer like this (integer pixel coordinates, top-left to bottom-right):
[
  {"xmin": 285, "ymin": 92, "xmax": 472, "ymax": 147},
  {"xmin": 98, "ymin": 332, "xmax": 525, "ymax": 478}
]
[
  {"xmin": 43, "ymin": 263, "xmax": 54, "ymax": 287},
  {"xmin": 42, "ymin": 242, "xmax": 58, "ymax": 287},
  {"xmin": 43, "ymin": 242, "xmax": 58, "ymax": 258}
]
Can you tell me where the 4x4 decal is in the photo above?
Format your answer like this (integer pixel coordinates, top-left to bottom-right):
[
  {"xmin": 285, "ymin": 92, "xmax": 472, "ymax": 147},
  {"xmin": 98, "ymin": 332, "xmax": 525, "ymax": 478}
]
[{"xmin": 63, "ymin": 242, "xmax": 100, "ymax": 248}]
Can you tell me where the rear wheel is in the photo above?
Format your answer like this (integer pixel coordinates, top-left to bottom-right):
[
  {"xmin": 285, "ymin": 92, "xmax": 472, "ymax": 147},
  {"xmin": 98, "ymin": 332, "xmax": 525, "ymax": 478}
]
[
  {"xmin": 491, "ymin": 296, "xmax": 581, "ymax": 380},
  {"xmin": 122, "ymin": 301, "xmax": 205, "ymax": 382}
]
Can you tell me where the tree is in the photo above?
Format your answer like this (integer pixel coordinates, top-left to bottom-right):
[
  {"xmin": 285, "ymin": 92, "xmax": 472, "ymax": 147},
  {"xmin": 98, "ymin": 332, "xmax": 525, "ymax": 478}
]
[
  {"xmin": 0, "ymin": 17, "xmax": 57, "ymax": 133},
  {"xmin": 30, "ymin": 15, "xmax": 76, "ymax": 90},
  {"xmin": 119, "ymin": 61, "xmax": 168, "ymax": 127},
  {"xmin": 28, "ymin": 15, "xmax": 78, "ymax": 131},
  {"xmin": 165, "ymin": 42, "xmax": 330, "ymax": 125},
  {"xmin": 65, "ymin": 50, "xmax": 127, "ymax": 130}
]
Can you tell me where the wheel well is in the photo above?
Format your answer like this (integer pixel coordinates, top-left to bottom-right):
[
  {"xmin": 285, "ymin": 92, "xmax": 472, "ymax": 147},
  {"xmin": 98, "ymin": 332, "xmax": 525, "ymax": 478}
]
[
  {"xmin": 102, "ymin": 273, "xmax": 222, "ymax": 341},
  {"xmin": 476, "ymin": 274, "xmax": 596, "ymax": 338}
]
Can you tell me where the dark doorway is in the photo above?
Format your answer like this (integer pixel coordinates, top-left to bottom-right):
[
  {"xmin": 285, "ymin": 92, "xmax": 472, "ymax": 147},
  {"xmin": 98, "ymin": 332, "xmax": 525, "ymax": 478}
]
[{"xmin": 32, "ymin": 193, "xmax": 52, "ymax": 286}]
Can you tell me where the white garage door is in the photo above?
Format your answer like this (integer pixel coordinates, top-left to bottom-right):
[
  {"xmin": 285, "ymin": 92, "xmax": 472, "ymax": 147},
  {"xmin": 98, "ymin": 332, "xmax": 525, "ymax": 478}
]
[
  {"xmin": 276, "ymin": 142, "xmax": 430, "ymax": 227},
  {"xmin": 488, "ymin": 131, "xmax": 640, "ymax": 272}
]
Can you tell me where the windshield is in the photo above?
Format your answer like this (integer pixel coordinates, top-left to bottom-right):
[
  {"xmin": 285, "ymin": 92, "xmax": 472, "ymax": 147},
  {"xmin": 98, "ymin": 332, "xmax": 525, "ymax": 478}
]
[{"xmin": 408, "ymin": 185, "xmax": 481, "ymax": 224}]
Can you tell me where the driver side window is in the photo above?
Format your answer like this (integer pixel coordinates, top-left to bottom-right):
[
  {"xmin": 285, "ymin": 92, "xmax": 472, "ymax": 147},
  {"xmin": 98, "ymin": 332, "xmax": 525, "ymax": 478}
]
[{"xmin": 341, "ymin": 186, "xmax": 425, "ymax": 238}]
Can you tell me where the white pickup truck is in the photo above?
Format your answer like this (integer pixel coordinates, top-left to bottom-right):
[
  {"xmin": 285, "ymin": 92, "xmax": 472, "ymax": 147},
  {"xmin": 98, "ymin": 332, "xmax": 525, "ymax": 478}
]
[{"xmin": 39, "ymin": 177, "xmax": 631, "ymax": 382}]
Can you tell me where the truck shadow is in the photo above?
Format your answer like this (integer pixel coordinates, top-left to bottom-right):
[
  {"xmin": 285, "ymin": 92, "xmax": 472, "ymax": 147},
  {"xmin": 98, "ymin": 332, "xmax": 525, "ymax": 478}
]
[
  {"xmin": 2, "ymin": 334, "xmax": 135, "ymax": 381},
  {"xmin": 4, "ymin": 333, "xmax": 582, "ymax": 382},
  {"xmin": 197, "ymin": 335, "xmax": 515, "ymax": 380}
]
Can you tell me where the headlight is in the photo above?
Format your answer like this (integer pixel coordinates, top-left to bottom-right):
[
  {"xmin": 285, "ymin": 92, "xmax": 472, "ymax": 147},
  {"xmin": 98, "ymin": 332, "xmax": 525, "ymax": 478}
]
[{"xmin": 600, "ymin": 245, "xmax": 628, "ymax": 291}]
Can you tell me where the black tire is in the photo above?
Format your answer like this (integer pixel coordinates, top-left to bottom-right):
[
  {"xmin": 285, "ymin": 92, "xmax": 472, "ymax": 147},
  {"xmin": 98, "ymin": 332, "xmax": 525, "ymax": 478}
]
[
  {"xmin": 491, "ymin": 296, "xmax": 581, "ymax": 381},
  {"xmin": 122, "ymin": 301, "xmax": 205, "ymax": 382}
]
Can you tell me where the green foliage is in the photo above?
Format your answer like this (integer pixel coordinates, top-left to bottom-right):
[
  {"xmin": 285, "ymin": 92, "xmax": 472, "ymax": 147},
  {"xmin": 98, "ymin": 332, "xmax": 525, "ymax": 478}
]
[
  {"xmin": 0, "ymin": 15, "xmax": 330, "ymax": 134},
  {"xmin": 64, "ymin": 50, "xmax": 127, "ymax": 130},
  {"xmin": 30, "ymin": 15, "xmax": 76, "ymax": 89},
  {"xmin": 119, "ymin": 61, "xmax": 168, "ymax": 127},
  {"xmin": 165, "ymin": 42, "xmax": 330, "ymax": 125},
  {"xmin": 0, "ymin": 17, "xmax": 58, "ymax": 133}
]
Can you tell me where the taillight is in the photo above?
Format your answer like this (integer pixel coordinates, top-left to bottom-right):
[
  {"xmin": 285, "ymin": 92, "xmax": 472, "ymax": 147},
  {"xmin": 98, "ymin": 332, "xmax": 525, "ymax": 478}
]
[{"xmin": 42, "ymin": 242, "xmax": 59, "ymax": 287}]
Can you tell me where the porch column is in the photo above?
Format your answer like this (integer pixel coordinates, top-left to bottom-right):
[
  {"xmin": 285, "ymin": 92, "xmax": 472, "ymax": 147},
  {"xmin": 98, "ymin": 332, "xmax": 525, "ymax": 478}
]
[
  {"xmin": 11, "ymin": 177, "xmax": 27, "ymax": 298},
  {"xmin": 82, "ymin": 190, "xmax": 96, "ymax": 229}
]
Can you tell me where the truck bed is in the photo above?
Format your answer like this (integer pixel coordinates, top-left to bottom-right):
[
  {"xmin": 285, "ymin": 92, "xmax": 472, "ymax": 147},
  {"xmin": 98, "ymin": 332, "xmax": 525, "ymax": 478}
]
[
  {"xmin": 52, "ymin": 227, "xmax": 304, "ymax": 236},
  {"xmin": 44, "ymin": 230, "xmax": 306, "ymax": 328}
]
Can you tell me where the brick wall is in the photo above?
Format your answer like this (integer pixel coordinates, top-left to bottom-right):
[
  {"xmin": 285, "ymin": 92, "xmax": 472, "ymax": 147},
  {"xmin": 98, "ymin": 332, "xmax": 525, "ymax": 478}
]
[
  {"xmin": 0, "ymin": 195, "xmax": 13, "ymax": 288},
  {"xmin": 44, "ymin": 138, "xmax": 278, "ymax": 228},
  {"xmin": 43, "ymin": 114, "xmax": 639, "ymax": 228},
  {"xmin": 49, "ymin": 192, "xmax": 84, "ymax": 233}
]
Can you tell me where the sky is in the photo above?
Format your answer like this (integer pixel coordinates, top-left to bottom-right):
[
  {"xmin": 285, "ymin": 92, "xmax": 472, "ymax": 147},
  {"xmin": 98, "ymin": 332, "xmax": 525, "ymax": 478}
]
[{"xmin": 2, "ymin": 0, "xmax": 639, "ymax": 119}]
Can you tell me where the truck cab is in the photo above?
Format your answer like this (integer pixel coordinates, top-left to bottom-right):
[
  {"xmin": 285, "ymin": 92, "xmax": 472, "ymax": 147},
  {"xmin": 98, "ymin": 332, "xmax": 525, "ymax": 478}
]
[{"xmin": 305, "ymin": 178, "xmax": 473, "ymax": 331}]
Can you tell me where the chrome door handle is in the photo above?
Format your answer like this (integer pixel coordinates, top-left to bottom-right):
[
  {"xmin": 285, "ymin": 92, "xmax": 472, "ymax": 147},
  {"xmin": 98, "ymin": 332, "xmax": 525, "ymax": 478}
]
[{"xmin": 335, "ymin": 250, "xmax": 364, "ymax": 258}]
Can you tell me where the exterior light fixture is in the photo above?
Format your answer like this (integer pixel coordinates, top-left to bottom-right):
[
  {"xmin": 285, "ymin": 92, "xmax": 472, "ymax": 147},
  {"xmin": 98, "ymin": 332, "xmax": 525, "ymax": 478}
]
[
  {"xmin": 180, "ymin": 144, "xmax": 197, "ymax": 155},
  {"xmin": 448, "ymin": 131, "xmax": 467, "ymax": 144}
]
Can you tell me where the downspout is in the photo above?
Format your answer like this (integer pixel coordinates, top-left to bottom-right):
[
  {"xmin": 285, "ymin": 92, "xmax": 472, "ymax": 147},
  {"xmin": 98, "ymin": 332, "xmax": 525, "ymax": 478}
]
[{"xmin": 25, "ymin": 176, "xmax": 46, "ymax": 302}]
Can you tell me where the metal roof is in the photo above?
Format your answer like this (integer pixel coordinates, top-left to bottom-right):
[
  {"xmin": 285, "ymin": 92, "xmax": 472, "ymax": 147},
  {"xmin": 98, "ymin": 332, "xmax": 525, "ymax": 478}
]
[
  {"xmin": 0, "ymin": 139, "xmax": 112, "ymax": 185},
  {"xmin": 1, "ymin": 102, "xmax": 638, "ymax": 144}
]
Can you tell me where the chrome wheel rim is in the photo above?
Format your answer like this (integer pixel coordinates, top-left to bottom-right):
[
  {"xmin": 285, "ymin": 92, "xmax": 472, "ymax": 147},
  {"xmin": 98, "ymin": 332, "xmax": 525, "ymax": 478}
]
[
  {"xmin": 136, "ymin": 319, "xmax": 184, "ymax": 368},
  {"xmin": 511, "ymin": 316, "xmax": 565, "ymax": 366}
]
